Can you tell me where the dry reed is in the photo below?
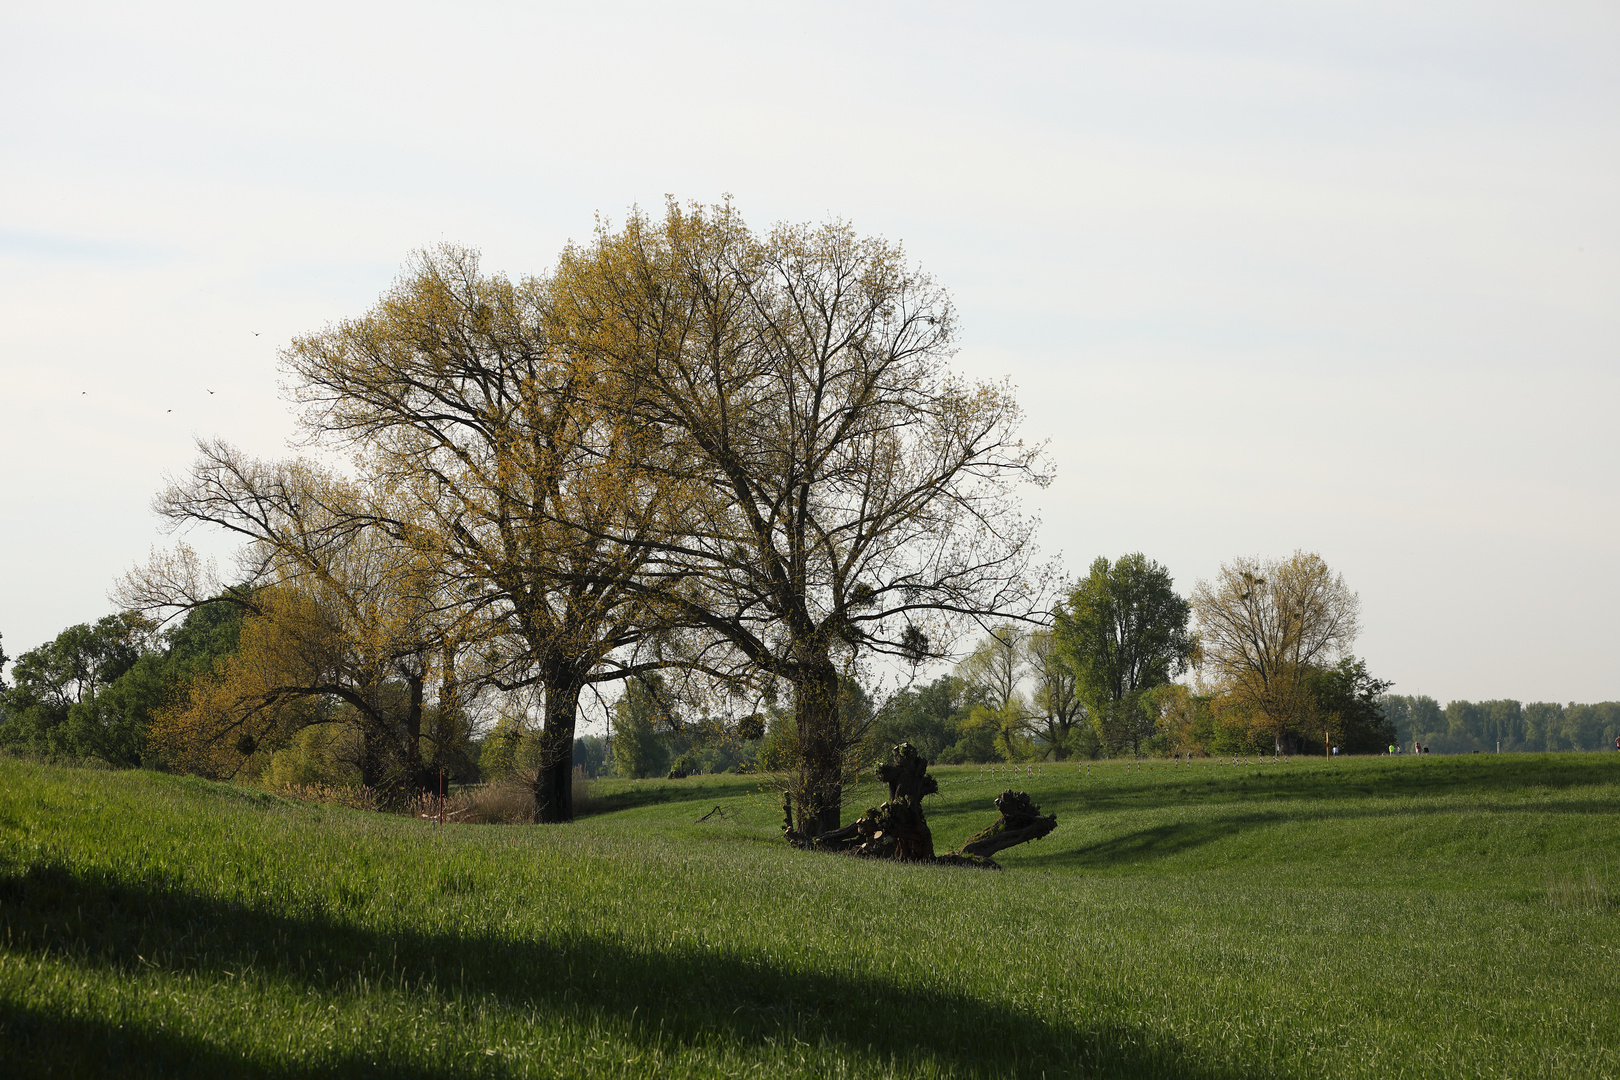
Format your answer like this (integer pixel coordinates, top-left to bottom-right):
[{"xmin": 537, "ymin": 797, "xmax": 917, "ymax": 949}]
[{"xmin": 264, "ymin": 765, "xmax": 592, "ymax": 824}]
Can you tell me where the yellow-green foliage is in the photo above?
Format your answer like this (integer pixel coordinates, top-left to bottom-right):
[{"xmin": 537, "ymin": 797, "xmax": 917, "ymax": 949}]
[{"xmin": 263, "ymin": 723, "xmax": 359, "ymax": 787}]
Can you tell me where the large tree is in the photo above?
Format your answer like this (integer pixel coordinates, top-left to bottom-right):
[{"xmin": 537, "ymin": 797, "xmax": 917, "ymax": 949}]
[
  {"xmin": 1054, "ymin": 553, "xmax": 1195, "ymax": 757},
  {"xmin": 552, "ymin": 201, "xmax": 1049, "ymax": 835},
  {"xmin": 128, "ymin": 454, "xmax": 466, "ymax": 789},
  {"xmin": 1190, "ymin": 550, "xmax": 1360, "ymax": 754},
  {"xmin": 272, "ymin": 247, "xmax": 681, "ymax": 820}
]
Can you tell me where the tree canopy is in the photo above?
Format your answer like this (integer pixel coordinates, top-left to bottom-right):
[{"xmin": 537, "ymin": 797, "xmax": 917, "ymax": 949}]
[
  {"xmin": 1190, "ymin": 551, "xmax": 1359, "ymax": 754},
  {"xmin": 1054, "ymin": 554, "xmax": 1195, "ymax": 757},
  {"xmin": 549, "ymin": 200, "xmax": 1050, "ymax": 833}
]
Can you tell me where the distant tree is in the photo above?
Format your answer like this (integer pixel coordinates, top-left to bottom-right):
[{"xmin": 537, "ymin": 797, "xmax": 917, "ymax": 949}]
[
  {"xmin": 868, "ymin": 675, "xmax": 975, "ymax": 764},
  {"xmin": 612, "ymin": 676, "xmax": 672, "ymax": 779},
  {"xmin": 1304, "ymin": 657, "xmax": 1395, "ymax": 754},
  {"xmin": 478, "ymin": 709, "xmax": 541, "ymax": 780},
  {"xmin": 954, "ymin": 625, "xmax": 1037, "ymax": 761},
  {"xmin": 572, "ymin": 734, "xmax": 609, "ymax": 778},
  {"xmin": 1563, "ymin": 702, "xmax": 1620, "ymax": 751},
  {"xmin": 1379, "ymin": 693, "xmax": 1442, "ymax": 750},
  {"xmin": 1191, "ymin": 551, "xmax": 1358, "ymax": 755},
  {"xmin": 956, "ymin": 625, "xmax": 1027, "ymax": 714},
  {"xmin": 1026, "ymin": 628, "xmax": 1088, "ymax": 759},
  {"xmin": 1143, "ymin": 682, "xmax": 1200, "ymax": 755},
  {"xmin": 0, "ymin": 613, "xmax": 153, "ymax": 763},
  {"xmin": 1393, "ymin": 698, "xmax": 1619, "ymax": 754},
  {"xmin": 1056, "ymin": 554, "xmax": 1196, "ymax": 758},
  {"xmin": 1522, "ymin": 702, "xmax": 1562, "ymax": 752}
]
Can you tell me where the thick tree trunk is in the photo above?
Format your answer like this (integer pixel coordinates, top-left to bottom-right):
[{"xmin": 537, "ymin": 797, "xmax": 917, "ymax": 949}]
[
  {"xmin": 403, "ymin": 668, "xmax": 430, "ymax": 791},
  {"xmin": 793, "ymin": 657, "xmax": 844, "ymax": 836},
  {"xmin": 533, "ymin": 672, "xmax": 582, "ymax": 824}
]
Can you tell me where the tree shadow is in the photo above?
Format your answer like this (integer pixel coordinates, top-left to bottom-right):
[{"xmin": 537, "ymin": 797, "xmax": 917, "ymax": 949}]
[
  {"xmin": 0, "ymin": 1000, "xmax": 445, "ymax": 1080},
  {"xmin": 1027, "ymin": 754, "xmax": 1620, "ymax": 818},
  {"xmin": 1003, "ymin": 796, "xmax": 1620, "ymax": 873},
  {"xmin": 0, "ymin": 862, "xmax": 1267, "ymax": 1079},
  {"xmin": 580, "ymin": 774, "xmax": 771, "ymax": 816}
]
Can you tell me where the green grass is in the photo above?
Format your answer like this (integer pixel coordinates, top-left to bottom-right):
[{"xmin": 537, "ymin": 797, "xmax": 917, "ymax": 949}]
[{"xmin": 2, "ymin": 753, "xmax": 1617, "ymax": 1078}]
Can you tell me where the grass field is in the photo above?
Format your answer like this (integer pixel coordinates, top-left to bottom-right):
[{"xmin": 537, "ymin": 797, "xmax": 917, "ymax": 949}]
[{"xmin": 2, "ymin": 752, "xmax": 1617, "ymax": 1078}]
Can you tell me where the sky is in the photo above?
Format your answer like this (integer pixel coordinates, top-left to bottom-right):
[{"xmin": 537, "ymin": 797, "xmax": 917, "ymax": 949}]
[{"xmin": 2, "ymin": 0, "xmax": 1617, "ymax": 706}]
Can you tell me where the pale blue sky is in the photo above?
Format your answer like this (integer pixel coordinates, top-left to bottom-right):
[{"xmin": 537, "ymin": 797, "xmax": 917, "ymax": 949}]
[{"xmin": 3, "ymin": 0, "xmax": 1617, "ymax": 704}]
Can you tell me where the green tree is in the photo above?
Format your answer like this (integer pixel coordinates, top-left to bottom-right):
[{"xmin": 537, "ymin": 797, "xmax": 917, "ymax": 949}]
[
  {"xmin": 1379, "ymin": 693, "xmax": 1442, "ymax": 751},
  {"xmin": 1027, "ymin": 628, "xmax": 1088, "ymax": 759},
  {"xmin": 867, "ymin": 675, "xmax": 972, "ymax": 764},
  {"xmin": 1056, "ymin": 554, "xmax": 1196, "ymax": 758},
  {"xmin": 573, "ymin": 735, "xmax": 609, "ymax": 777},
  {"xmin": 612, "ymin": 676, "xmax": 672, "ymax": 779},
  {"xmin": 1303, "ymin": 657, "xmax": 1395, "ymax": 754},
  {"xmin": 954, "ymin": 625, "xmax": 1037, "ymax": 761},
  {"xmin": 0, "ymin": 613, "xmax": 152, "ymax": 762},
  {"xmin": 263, "ymin": 245, "xmax": 682, "ymax": 820},
  {"xmin": 130, "ymin": 465, "xmax": 467, "ymax": 791}
]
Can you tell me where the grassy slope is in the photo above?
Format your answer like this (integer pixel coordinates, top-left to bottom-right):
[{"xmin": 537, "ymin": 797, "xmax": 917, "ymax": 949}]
[{"xmin": 1, "ymin": 754, "xmax": 1617, "ymax": 1078}]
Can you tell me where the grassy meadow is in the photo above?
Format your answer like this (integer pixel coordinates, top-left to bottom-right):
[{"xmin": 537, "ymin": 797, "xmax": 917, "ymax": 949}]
[{"xmin": 2, "ymin": 752, "xmax": 1617, "ymax": 1078}]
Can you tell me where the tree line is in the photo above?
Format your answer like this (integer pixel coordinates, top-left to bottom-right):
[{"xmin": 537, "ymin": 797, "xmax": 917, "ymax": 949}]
[
  {"xmin": 866, "ymin": 550, "xmax": 1400, "ymax": 761},
  {"xmin": 4, "ymin": 201, "xmax": 1046, "ymax": 831},
  {"xmin": 1380, "ymin": 696, "xmax": 1619, "ymax": 755}
]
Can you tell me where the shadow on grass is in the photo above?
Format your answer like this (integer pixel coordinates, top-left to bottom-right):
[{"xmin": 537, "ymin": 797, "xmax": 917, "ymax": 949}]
[
  {"xmin": 997, "ymin": 796, "xmax": 1620, "ymax": 873},
  {"xmin": 580, "ymin": 774, "xmax": 772, "ymax": 817},
  {"xmin": 1013, "ymin": 754, "xmax": 1620, "ymax": 818},
  {"xmin": 0, "ymin": 862, "xmax": 1263, "ymax": 1080},
  {"xmin": 0, "ymin": 1000, "xmax": 444, "ymax": 1080}
]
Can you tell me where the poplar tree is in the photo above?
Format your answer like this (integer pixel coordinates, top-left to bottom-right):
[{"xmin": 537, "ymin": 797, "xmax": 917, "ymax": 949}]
[{"xmin": 551, "ymin": 201, "xmax": 1049, "ymax": 835}]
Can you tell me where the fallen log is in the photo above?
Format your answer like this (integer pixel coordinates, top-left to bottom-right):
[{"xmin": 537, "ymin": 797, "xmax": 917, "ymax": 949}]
[
  {"xmin": 784, "ymin": 742, "xmax": 1057, "ymax": 869},
  {"xmin": 958, "ymin": 789, "xmax": 1059, "ymax": 859}
]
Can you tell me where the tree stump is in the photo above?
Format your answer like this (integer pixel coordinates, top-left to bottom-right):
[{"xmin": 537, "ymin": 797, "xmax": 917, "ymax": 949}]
[
  {"xmin": 785, "ymin": 743, "xmax": 1057, "ymax": 869},
  {"xmin": 958, "ymin": 789, "xmax": 1059, "ymax": 859}
]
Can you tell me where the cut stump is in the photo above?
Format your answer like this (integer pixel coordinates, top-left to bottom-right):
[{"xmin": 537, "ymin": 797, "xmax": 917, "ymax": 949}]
[{"xmin": 784, "ymin": 742, "xmax": 1058, "ymax": 869}]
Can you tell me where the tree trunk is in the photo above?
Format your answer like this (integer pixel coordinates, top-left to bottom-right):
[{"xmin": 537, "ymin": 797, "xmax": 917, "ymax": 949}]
[
  {"xmin": 793, "ymin": 657, "xmax": 843, "ymax": 836},
  {"xmin": 403, "ymin": 667, "xmax": 430, "ymax": 791},
  {"xmin": 533, "ymin": 671, "xmax": 582, "ymax": 824}
]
